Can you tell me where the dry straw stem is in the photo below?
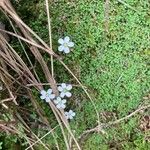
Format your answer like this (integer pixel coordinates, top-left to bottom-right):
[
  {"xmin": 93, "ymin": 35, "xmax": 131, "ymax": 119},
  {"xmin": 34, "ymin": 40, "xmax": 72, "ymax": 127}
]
[
  {"xmin": 0, "ymin": 124, "xmax": 18, "ymax": 134},
  {"xmin": 25, "ymin": 125, "xmax": 59, "ymax": 150},
  {"xmin": 0, "ymin": 22, "xmax": 71, "ymax": 148},
  {"xmin": 0, "ymin": 119, "xmax": 35, "ymax": 150},
  {"xmin": 0, "ymin": 23, "xmax": 60, "ymax": 150},
  {"xmin": 0, "ymin": 97, "xmax": 16, "ymax": 104},
  {"xmin": 0, "ymin": 73, "xmax": 17, "ymax": 106},
  {"xmin": 5, "ymin": 13, "xmax": 41, "ymax": 83},
  {"xmin": 45, "ymin": 0, "xmax": 54, "ymax": 77},
  {"xmin": 15, "ymin": 113, "xmax": 50, "ymax": 150}
]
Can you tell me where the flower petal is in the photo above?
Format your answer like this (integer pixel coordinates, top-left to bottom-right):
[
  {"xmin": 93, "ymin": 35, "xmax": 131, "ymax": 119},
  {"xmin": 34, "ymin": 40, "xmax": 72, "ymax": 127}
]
[
  {"xmin": 56, "ymin": 104, "xmax": 61, "ymax": 109},
  {"xmin": 69, "ymin": 110, "xmax": 73, "ymax": 114},
  {"xmin": 58, "ymin": 38, "xmax": 64, "ymax": 44},
  {"xmin": 64, "ymin": 36, "xmax": 70, "ymax": 43},
  {"xmin": 60, "ymin": 92, "xmax": 65, "ymax": 98},
  {"xmin": 65, "ymin": 112, "xmax": 68, "ymax": 116},
  {"xmin": 40, "ymin": 90, "xmax": 46, "ymax": 96},
  {"xmin": 72, "ymin": 112, "xmax": 76, "ymax": 117},
  {"xmin": 69, "ymin": 116, "xmax": 73, "ymax": 119},
  {"xmin": 58, "ymin": 45, "xmax": 64, "ymax": 52},
  {"xmin": 66, "ymin": 92, "xmax": 72, "ymax": 97},
  {"xmin": 57, "ymin": 97, "xmax": 62, "ymax": 101},
  {"xmin": 61, "ymin": 83, "xmax": 66, "ymax": 88},
  {"xmin": 58, "ymin": 86, "xmax": 63, "ymax": 92},
  {"xmin": 47, "ymin": 89, "xmax": 52, "ymax": 94},
  {"xmin": 45, "ymin": 97, "xmax": 51, "ymax": 102},
  {"xmin": 64, "ymin": 47, "xmax": 70, "ymax": 54},
  {"xmin": 62, "ymin": 99, "xmax": 66, "ymax": 104},
  {"xmin": 66, "ymin": 84, "xmax": 72, "ymax": 90},
  {"xmin": 49, "ymin": 94, "xmax": 55, "ymax": 99},
  {"xmin": 62, "ymin": 104, "xmax": 66, "ymax": 109},
  {"xmin": 68, "ymin": 42, "xmax": 74, "ymax": 47},
  {"xmin": 40, "ymin": 95, "xmax": 46, "ymax": 100},
  {"xmin": 54, "ymin": 99, "xmax": 59, "ymax": 104}
]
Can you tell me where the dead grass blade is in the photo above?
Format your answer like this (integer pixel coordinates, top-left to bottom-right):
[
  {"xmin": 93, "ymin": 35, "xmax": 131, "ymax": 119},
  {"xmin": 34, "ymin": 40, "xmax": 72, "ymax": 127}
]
[{"xmin": 45, "ymin": 0, "xmax": 54, "ymax": 77}]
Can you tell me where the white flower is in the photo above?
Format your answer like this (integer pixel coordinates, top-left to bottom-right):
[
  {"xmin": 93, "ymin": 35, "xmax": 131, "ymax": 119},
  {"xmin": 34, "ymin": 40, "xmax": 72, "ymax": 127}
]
[
  {"xmin": 65, "ymin": 110, "xmax": 76, "ymax": 120},
  {"xmin": 40, "ymin": 89, "xmax": 55, "ymax": 102},
  {"xmin": 54, "ymin": 97, "xmax": 66, "ymax": 109},
  {"xmin": 58, "ymin": 83, "xmax": 72, "ymax": 98},
  {"xmin": 58, "ymin": 36, "xmax": 74, "ymax": 54}
]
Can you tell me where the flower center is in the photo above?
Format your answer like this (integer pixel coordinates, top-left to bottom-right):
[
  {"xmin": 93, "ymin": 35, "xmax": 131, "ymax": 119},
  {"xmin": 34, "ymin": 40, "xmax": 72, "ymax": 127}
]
[
  {"xmin": 63, "ymin": 43, "xmax": 68, "ymax": 47},
  {"xmin": 46, "ymin": 93, "xmax": 50, "ymax": 97},
  {"xmin": 63, "ymin": 88, "xmax": 68, "ymax": 93}
]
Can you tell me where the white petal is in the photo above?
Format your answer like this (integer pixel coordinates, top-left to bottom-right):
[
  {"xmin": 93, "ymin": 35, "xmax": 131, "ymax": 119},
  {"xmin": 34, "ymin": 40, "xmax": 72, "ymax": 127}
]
[
  {"xmin": 69, "ymin": 110, "xmax": 73, "ymax": 114},
  {"xmin": 69, "ymin": 116, "xmax": 73, "ymax": 119},
  {"xmin": 58, "ymin": 86, "xmax": 63, "ymax": 92},
  {"xmin": 40, "ymin": 95, "xmax": 46, "ymax": 100},
  {"xmin": 62, "ymin": 99, "xmax": 66, "ymax": 104},
  {"xmin": 66, "ymin": 84, "xmax": 72, "ymax": 90},
  {"xmin": 72, "ymin": 112, "xmax": 76, "ymax": 117},
  {"xmin": 49, "ymin": 94, "xmax": 55, "ymax": 99},
  {"xmin": 61, "ymin": 104, "xmax": 66, "ymax": 109},
  {"xmin": 40, "ymin": 90, "xmax": 46, "ymax": 96},
  {"xmin": 64, "ymin": 36, "xmax": 70, "ymax": 43},
  {"xmin": 68, "ymin": 42, "xmax": 74, "ymax": 47},
  {"xmin": 65, "ymin": 92, "xmax": 72, "ymax": 97},
  {"xmin": 54, "ymin": 99, "xmax": 59, "ymax": 104},
  {"xmin": 45, "ymin": 97, "xmax": 51, "ymax": 102},
  {"xmin": 58, "ymin": 45, "xmax": 64, "ymax": 52},
  {"xmin": 60, "ymin": 92, "xmax": 65, "ymax": 98},
  {"xmin": 54, "ymin": 97, "xmax": 61, "ymax": 103},
  {"xmin": 47, "ymin": 89, "xmax": 52, "ymax": 94},
  {"xmin": 64, "ymin": 47, "xmax": 70, "ymax": 54},
  {"xmin": 56, "ymin": 104, "xmax": 61, "ymax": 109},
  {"xmin": 61, "ymin": 83, "xmax": 66, "ymax": 88},
  {"xmin": 58, "ymin": 38, "xmax": 64, "ymax": 44},
  {"xmin": 65, "ymin": 112, "xmax": 68, "ymax": 116},
  {"xmin": 57, "ymin": 97, "xmax": 62, "ymax": 101}
]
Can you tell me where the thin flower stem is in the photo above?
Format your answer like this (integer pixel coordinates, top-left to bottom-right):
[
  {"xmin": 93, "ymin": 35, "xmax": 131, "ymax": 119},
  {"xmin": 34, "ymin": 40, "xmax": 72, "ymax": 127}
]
[{"xmin": 45, "ymin": 0, "xmax": 54, "ymax": 77}]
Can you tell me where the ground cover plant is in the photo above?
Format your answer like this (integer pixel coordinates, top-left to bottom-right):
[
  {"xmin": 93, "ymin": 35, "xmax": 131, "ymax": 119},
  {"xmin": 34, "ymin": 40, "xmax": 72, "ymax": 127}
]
[{"xmin": 0, "ymin": 0, "xmax": 150, "ymax": 149}]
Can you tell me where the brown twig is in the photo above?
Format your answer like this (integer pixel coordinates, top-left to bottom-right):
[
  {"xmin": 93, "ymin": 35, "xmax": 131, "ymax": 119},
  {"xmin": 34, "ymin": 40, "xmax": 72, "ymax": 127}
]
[{"xmin": 79, "ymin": 104, "xmax": 150, "ymax": 140}]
